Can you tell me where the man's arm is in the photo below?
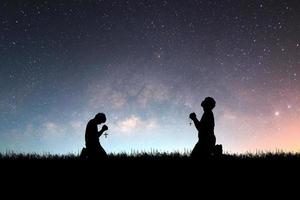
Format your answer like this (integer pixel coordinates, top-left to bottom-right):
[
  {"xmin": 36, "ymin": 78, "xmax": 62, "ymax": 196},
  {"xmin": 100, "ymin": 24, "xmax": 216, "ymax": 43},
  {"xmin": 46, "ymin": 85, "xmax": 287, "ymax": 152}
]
[
  {"xmin": 192, "ymin": 118, "xmax": 201, "ymax": 131},
  {"xmin": 190, "ymin": 113, "xmax": 201, "ymax": 131},
  {"xmin": 97, "ymin": 130, "xmax": 104, "ymax": 137},
  {"xmin": 97, "ymin": 125, "xmax": 108, "ymax": 137}
]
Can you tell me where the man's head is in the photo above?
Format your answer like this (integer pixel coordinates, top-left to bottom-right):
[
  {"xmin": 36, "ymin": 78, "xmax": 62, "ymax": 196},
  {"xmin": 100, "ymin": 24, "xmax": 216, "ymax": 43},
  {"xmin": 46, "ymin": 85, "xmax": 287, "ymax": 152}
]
[
  {"xmin": 94, "ymin": 113, "xmax": 106, "ymax": 124},
  {"xmin": 201, "ymin": 97, "xmax": 216, "ymax": 111}
]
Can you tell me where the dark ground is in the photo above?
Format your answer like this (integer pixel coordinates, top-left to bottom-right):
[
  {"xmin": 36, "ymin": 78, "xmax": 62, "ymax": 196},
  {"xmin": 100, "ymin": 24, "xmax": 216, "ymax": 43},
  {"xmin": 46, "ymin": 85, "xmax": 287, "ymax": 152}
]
[
  {"xmin": 1, "ymin": 152, "xmax": 299, "ymax": 197},
  {"xmin": 1, "ymin": 151, "xmax": 300, "ymax": 161}
]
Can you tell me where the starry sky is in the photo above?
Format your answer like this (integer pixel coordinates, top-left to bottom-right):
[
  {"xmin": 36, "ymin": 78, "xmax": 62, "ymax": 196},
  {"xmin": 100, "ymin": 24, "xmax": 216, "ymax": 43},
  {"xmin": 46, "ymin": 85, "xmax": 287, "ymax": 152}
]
[{"xmin": 1, "ymin": 0, "xmax": 300, "ymax": 154}]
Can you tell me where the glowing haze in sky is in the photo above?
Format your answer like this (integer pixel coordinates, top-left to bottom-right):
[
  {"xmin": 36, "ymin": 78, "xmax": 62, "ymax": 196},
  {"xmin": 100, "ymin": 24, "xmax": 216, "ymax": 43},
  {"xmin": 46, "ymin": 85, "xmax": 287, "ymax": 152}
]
[{"xmin": 1, "ymin": 0, "xmax": 300, "ymax": 154}]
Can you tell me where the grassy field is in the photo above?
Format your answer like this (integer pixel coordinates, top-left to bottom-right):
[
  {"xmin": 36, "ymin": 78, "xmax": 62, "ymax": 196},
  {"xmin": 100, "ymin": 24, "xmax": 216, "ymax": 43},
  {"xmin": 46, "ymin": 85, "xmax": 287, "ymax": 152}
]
[
  {"xmin": 1, "ymin": 151, "xmax": 300, "ymax": 182},
  {"xmin": 1, "ymin": 151, "xmax": 300, "ymax": 161}
]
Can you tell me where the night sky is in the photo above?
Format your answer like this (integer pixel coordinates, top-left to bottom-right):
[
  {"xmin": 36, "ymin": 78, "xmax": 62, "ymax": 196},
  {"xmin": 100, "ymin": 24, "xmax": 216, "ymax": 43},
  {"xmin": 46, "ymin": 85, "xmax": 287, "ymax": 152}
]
[{"xmin": 1, "ymin": 0, "xmax": 300, "ymax": 154}]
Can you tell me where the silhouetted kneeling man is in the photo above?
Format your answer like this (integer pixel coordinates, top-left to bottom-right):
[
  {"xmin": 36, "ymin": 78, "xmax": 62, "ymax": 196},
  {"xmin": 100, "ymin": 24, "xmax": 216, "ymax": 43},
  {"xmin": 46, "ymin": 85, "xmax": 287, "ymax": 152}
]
[
  {"xmin": 189, "ymin": 97, "xmax": 220, "ymax": 158},
  {"xmin": 84, "ymin": 113, "xmax": 108, "ymax": 160}
]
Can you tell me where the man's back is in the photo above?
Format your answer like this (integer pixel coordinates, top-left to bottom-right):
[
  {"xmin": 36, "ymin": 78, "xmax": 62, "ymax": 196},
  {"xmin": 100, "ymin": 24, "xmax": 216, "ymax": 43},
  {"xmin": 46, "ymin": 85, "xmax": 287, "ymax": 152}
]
[
  {"xmin": 85, "ymin": 119, "xmax": 100, "ymax": 149},
  {"xmin": 198, "ymin": 110, "xmax": 215, "ymax": 140}
]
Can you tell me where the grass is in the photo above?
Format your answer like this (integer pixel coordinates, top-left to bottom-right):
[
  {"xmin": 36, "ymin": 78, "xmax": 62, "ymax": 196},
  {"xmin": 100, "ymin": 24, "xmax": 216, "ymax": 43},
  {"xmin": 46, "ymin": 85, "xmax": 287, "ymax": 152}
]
[{"xmin": 1, "ymin": 150, "xmax": 300, "ymax": 161}]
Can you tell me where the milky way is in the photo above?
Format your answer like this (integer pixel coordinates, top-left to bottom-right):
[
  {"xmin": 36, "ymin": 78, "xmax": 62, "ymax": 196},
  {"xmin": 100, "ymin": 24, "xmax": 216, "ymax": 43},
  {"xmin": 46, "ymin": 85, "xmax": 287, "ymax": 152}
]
[{"xmin": 0, "ymin": 0, "xmax": 300, "ymax": 154}]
